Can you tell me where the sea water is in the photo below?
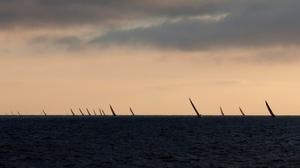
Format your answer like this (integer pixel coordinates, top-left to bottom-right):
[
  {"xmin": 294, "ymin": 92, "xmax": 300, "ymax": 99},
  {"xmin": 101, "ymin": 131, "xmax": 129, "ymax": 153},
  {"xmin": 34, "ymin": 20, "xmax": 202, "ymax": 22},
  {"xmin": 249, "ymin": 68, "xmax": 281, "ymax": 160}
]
[{"xmin": 0, "ymin": 116, "xmax": 299, "ymax": 168}]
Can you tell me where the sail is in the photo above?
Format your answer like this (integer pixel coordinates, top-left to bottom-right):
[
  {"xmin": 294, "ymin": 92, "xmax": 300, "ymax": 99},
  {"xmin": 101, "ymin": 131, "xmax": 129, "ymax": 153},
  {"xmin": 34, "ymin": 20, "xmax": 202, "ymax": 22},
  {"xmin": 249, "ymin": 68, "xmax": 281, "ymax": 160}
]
[
  {"xmin": 70, "ymin": 109, "xmax": 75, "ymax": 116},
  {"xmin": 239, "ymin": 107, "xmax": 246, "ymax": 116},
  {"xmin": 110, "ymin": 105, "xmax": 117, "ymax": 116},
  {"xmin": 42, "ymin": 110, "xmax": 47, "ymax": 116},
  {"xmin": 79, "ymin": 108, "xmax": 85, "ymax": 116},
  {"xmin": 86, "ymin": 108, "xmax": 92, "ymax": 116},
  {"xmin": 99, "ymin": 108, "xmax": 103, "ymax": 116},
  {"xmin": 130, "ymin": 107, "xmax": 135, "ymax": 116},
  {"xmin": 189, "ymin": 98, "xmax": 201, "ymax": 118},
  {"xmin": 220, "ymin": 106, "xmax": 225, "ymax": 116},
  {"xmin": 265, "ymin": 101, "xmax": 276, "ymax": 117}
]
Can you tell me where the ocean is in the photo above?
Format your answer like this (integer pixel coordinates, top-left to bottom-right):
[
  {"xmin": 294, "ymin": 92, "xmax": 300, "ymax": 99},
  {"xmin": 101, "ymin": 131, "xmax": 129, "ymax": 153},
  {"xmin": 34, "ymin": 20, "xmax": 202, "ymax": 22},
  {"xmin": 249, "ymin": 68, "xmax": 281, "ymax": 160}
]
[{"xmin": 0, "ymin": 116, "xmax": 299, "ymax": 168}]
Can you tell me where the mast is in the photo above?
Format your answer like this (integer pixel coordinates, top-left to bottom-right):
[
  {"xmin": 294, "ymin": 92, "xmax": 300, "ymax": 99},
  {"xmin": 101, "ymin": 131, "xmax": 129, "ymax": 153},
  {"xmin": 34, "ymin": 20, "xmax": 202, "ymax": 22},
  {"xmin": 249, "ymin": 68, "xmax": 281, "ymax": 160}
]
[
  {"xmin": 42, "ymin": 109, "xmax": 47, "ymax": 116},
  {"xmin": 79, "ymin": 108, "xmax": 85, "ymax": 116},
  {"xmin": 265, "ymin": 101, "xmax": 276, "ymax": 117},
  {"xmin": 239, "ymin": 107, "xmax": 246, "ymax": 116},
  {"xmin": 220, "ymin": 106, "xmax": 225, "ymax": 116},
  {"xmin": 189, "ymin": 98, "xmax": 201, "ymax": 118},
  {"xmin": 93, "ymin": 109, "xmax": 97, "ymax": 116},
  {"xmin": 98, "ymin": 108, "xmax": 103, "ymax": 116},
  {"xmin": 110, "ymin": 105, "xmax": 117, "ymax": 116},
  {"xmin": 70, "ymin": 109, "xmax": 75, "ymax": 116},
  {"xmin": 86, "ymin": 108, "xmax": 92, "ymax": 116},
  {"xmin": 130, "ymin": 107, "xmax": 135, "ymax": 116},
  {"xmin": 102, "ymin": 109, "xmax": 106, "ymax": 116}
]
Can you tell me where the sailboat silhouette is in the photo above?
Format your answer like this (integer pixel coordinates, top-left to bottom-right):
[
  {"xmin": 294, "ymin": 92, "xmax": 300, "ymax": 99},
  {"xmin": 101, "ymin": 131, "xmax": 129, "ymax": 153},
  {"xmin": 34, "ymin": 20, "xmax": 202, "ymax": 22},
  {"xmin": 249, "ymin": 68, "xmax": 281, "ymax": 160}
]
[
  {"xmin": 189, "ymin": 98, "xmax": 201, "ymax": 118},
  {"xmin": 265, "ymin": 101, "xmax": 276, "ymax": 117},
  {"xmin": 130, "ymin": 107, "xmax": 135, "ymax": 116},
  {"xmin": 110, "ymin": 105, "xmax": 117, "ymax": 116},
  {"xmin": 42, "ymin": 110, "xmax": 47, "ymax": 116},
  {"xmin": 79, "ymin": 108, "xmax": 85, "ymax": 116},
  {"xmin": 86, "ymin": 108, "xmax": 92, "ymax": 116},
  {"xmin": 220, "ymin": 106, "xmax": 225, "ymax": 116},
  {"xmin": 93, "ymin": 109, "xmax": 97, "ymax": 116},
  {"xmin": 70, "ymin": 109, "xmax": 76, "ymax": 116},
  {"xmin": 239, "ymin": 107, "xmax": 246, "ymax": 116}
]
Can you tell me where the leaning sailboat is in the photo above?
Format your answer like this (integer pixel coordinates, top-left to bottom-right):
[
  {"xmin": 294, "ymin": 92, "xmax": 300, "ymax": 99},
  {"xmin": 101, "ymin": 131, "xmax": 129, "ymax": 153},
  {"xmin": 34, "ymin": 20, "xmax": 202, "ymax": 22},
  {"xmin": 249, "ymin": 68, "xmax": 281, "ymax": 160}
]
[
  {"xmin": 239, "ymin": 107, "xmax": 246, "ymax": 116},
  {"xmin": 220, "ymin": 106, "xmax": 225, "ymax": 116},
  {"xmin": 130, "ymin": 107, "xmax": 135, "ymax": 116},
  {"xmin": 79, "ymin": 108, "xmax": 85, "ymax": 116},
  {"xmin": 189, "ymin": 98, "xmax": 201, "ymax": 118},
  {"xmin": 98, "ymin": 108, "xmax": 103, "ymax": 116},
  {"xmin": 93, "ymin": 109, "xmax": 97, "ymax": 116},
  {"xmin": 42, "ymin": 110, "xmax": 47, "ymax": 116},
  {"xmin": 110, "ymin": 105, "xmax": 117, "ymax": 116},
  {"xmin": 102, "ymin": 109, "xmax": 106, "ymax": 116},
  {"xmin": 86, "ymin": 108, "xmax": 92, "ymax": 116},
  {"xmin": 265, "ymin": 101, "xmax": 276, "ymax": 117},
  {"xmin": 70, "ymin": 109, "xmax": 76, "ymax": 116}
]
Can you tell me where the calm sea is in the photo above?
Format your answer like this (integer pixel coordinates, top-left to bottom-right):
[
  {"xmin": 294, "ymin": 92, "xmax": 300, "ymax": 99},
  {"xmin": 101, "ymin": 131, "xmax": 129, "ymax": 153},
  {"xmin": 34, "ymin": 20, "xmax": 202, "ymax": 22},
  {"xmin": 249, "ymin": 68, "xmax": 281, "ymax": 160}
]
[{"xmin": 0, "ymin": 116, "xmax": 299, "ymax": 168}]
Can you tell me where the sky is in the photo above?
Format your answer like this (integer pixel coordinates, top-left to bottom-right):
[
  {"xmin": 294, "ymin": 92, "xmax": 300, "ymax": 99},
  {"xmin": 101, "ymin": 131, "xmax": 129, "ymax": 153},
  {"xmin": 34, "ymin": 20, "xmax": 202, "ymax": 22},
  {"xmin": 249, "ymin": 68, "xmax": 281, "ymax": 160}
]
[{"xmin": 0, "ymin": 0, "xmax": 300, "ymax": 115}]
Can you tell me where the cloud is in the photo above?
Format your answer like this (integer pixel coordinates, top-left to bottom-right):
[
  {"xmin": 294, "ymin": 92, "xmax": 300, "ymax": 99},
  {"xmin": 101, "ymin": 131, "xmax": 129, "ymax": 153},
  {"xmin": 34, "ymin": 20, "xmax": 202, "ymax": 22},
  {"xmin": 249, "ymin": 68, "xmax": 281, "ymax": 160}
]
[
  {"xmin": 90, "ymin": 0, "xmax": 300, "ymax": 50},
  {"xmin": 0, "ymin": 0, "xmax": 226, "ymax": 29},
  {"xmin": 2, "ymin": 0, "xmax": 300, "ymax": 63}
]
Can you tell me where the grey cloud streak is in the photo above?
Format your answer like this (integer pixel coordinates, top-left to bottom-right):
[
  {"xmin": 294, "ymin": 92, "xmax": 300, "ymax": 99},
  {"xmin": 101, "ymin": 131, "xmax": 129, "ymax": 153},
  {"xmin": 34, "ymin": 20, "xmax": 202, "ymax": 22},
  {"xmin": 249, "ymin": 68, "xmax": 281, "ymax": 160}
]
[
  {"xmin": 0, "ymin": 0, "xmax": 226, "ymax": 28},
  {"xmin": 2, "ymin": 0, "xmax": 300, "ymax": 53},
  {"xmin": 90, "ymin": 0, "xmax": 300, "ymax": 50}
]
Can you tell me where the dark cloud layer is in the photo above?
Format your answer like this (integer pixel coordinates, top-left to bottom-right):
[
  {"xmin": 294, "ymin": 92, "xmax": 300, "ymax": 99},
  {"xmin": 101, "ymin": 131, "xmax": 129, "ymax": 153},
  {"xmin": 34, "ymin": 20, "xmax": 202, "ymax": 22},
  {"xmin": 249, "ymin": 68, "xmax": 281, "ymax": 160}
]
[
  {"xmin": 91, "ymin": 0, "xmax": 300, "ymax": 50},
  {"xmin": 2, "ymin": 0, "xmax": 300, "ymax": 50},
  {"xmin": 0, "ymin": 0, "xmax": 225, "ymax": 28}
]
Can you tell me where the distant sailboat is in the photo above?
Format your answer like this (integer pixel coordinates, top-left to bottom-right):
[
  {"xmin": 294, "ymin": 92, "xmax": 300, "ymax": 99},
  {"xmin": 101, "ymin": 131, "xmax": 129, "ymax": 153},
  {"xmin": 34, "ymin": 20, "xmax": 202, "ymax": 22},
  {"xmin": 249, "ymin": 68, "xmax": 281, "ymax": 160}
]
[
  {"xmin": 189, "ymin": 98, "xmax": 201, "ymax": 118},
  {"xmin": 79, "ymin": 108, "xmax": 85, "ymax": 116},
  {"xmin": 93, "ymin": 109, "xmax": 97, "ymax": 116},
  {"xmin": 98, "ymin": 108, "xmax": 103, "ymax": 116},
  {"xmin": 86, "ymin": 108, "xmax": 92, "ymax": 116},
  {"xmin": 265, "ymin": 101, "xmax": 276, "ymax": 117},
  {"xmin": 130, "ymin": 107, "xmax": 135, "ymax": 116},
  {"xmin": 220, "ymin": 106, "xmax": 225, "ymax": 116},
  {"xmin": 239, "ymin": 107, "xmax": 246, "ymax": 116},
  {"xmin": 70, "ymin": 109, "xmax": 76, "ymax": 116},
  {"xmin": 110, "ymin": 105, "xmax": 117, "ymax": 116},
  {"xmin": 42, "ymin": 110, "xmax": 47, "ymax": 116}
]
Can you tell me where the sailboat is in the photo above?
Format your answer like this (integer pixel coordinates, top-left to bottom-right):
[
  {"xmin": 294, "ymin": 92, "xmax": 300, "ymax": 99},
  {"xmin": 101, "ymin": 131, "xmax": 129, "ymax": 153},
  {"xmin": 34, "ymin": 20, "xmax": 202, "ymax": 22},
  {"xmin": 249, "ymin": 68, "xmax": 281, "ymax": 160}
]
[
  {"xmin": 70, "ymin": 109, "xmax": 76, "ymax": 116},
  {"xmin": 110, "ymin": 105, "xmax": 117, "ymax": 116},
  {"xmin": 239, "ymin": 107, "xmax": 246, "ymax": 116},
  {"xmin": 79, "ymin": 108, "xmax": 85, "ymax": 116},
  {"xmin": 189, "ymin": 98, "xmax": 201, "ymax": 118},
  {"xmin": 86, "ymin": 108, "xmax": 92, "ymax": 116},
  {"xmin": 220, "ymin": 106, "xmax": 225, "ymax": 116},
  {"xmin": 42, "ymin": 110, "xmax": 47, "ymax": 116},
  {"xmin": 93, "ymin": 109, "xmax": 97, "ymax": 116},
  {"xmin": 265, "ymin": 101, "xmax": 276, "ymax": 117},
  {"xmin": 130, "ymin": 107, "xmax": 135, "ymax": 116},
  {"xmin": 98, "ymin": 108, "xmax": 103, "ymax": 116}
]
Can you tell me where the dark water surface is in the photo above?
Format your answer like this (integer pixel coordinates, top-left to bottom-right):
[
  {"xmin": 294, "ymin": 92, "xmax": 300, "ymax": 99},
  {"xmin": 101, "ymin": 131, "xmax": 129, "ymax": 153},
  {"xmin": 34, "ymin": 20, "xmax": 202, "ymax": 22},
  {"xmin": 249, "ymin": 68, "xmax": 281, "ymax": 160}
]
[{"xmin": 0, "ymin": 116, "xmax": 299, "ymax": 168}]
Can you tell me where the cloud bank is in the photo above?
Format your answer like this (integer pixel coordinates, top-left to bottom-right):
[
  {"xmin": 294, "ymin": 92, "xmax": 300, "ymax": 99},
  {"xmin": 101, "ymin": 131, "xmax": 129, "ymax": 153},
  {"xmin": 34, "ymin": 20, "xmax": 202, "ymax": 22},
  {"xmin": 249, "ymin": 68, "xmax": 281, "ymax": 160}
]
[{"xmin": 1, "ymin": 0, "xmax": 300, "ymax": 51}]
